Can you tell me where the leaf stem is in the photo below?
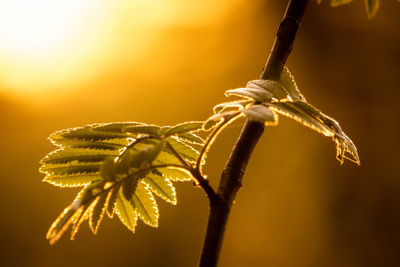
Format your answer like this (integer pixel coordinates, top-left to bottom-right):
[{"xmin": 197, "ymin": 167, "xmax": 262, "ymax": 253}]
[
  {"xmin": 198, "ymin": 1, "xmax": 309, "ymax": 266},
  {"xmin": 166, "ymin": 141, "xmax": 217, "ymax": 200},
  {"xmin": 166, "ymin": 141, "xmax": 191, "ymax": 168},
  {"xmin": 196, "ymin": 114, "xmax": 242, "ymax": 173}
]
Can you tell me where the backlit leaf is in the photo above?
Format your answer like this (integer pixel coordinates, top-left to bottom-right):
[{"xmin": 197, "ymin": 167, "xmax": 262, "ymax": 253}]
[
  {"xmin": 115, "ymin": 189, "xmax": 138, "ymax": 233},
  {"xmin": 247, "ymin": 79, "xmax": 288, "ymax": 101},
  {"xmin": 89, "ymin": 193, "xmax": 108, "ymax": 234},
  {"xmin": 225, "ymin": 87, "xmax": 271, "ymax": 102},
  {"xmin": 106, "ymin": 186, "xmax": 120, "ymax": 218},
  {"xmin": 143, "ymin": 173, "xmax": 177, "ymax": 204},
  {"xmin": 123, "ymin": 125, "xmax": 161, "ymax": 136},
  {"xmin": 41, "ymin": 148, "xmax": 119, "ymax": 165},
  {"xmin": 122, "ymin": 176, "xmax": 139, "ymax": 201},
  {"xmin": 280, "ymin": 66, "xmax": 305, "ymax": 101},
  {"xmin": 156, "ymin": 167, "xmax": 193, "ymax": 182},
  {"xmin": 177, "ymin": 133, "xmax": 205, "ymax": 145},
  {"xmin": 43, "ymin": 173, "xmax": 102, "ymax": 187},
  {"xmin": 132, "ymin": 183, "xmax": 159, "ymax": 227},
  {"xmin": 166, "ymin": 137, "xmax": 199, "ymax": 163},
  {"xmin": 240, "ymin": 105, "xmax": 278, "ymax": 125},
  {"xmin": 163, "ymin": 121, "xmax": 203, "ymax": 136}
]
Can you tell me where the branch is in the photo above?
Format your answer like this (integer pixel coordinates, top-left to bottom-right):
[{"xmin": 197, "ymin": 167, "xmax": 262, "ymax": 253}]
[{"xmin": 199, "ymin": 1, "xmax": 309, "ymax": 266}]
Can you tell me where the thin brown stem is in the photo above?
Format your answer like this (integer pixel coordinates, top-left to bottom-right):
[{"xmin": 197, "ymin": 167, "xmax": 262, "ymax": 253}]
[
  {"xmin": 199, "ymin": 1, "xmax": 309, "ymax": 266},
  {"xmin": 167, "ymin": 141, "xmax": 217, "ymax": 199}
]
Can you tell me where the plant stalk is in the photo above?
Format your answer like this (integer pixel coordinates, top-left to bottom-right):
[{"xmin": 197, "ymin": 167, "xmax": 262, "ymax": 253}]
[{"xmin": 198, "ymin": 1, "xmax": 309, "ymax": 266}]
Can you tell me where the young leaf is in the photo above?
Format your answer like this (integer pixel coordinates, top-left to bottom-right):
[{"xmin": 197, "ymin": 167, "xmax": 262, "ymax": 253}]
[
  {"xmin": 115, "ymin": 189, "xmax": 138, "ymax": 233},
  {"xmin": 132, "ymin": 183, "xmax": 159, "ymax": 227},
  {"xmin": 280, "ymin": 66, "xmax": 306, "ymax": 101},
  {"xmin": 247, "ymin": 80, "xmax": 288, "ymax": 101},
  {"xmin": 122, "ymin": 176, "xmax": 139, "ymax": 201},
  {"xmin": 92, "ymin": 122, "xmax": 143, "ymax": 133},
  {"xmin": 106, "ymin": 186, "xmax": 121, "ymax": 218},
  {"xmin": 163, "ymin": 121, "xmax": 203, "ymax": 136},
  {"xmin": 143, "ymin": 173, "xmax": 177, "ymax": 204},
  {"xmin": 240, "ymin": 105, "xmax": 278, "ymax": 125},
  {"xmin": 40, "ymin": 162, "xmax": 101, "ymax": 176},
  {"xmin": 123, "ymin": 125, "xmax": 161, "ymax": 136},
  {"xmin": 89, "ymin": 193, "xmax": 108, "ymax": 234},
  {"xmin": 225, "ymin": 87, "xmax": 271, "ymax": 102},
  {"xmin": 176, "ymin": 133, "xmax": 205, "ymax": 145},
  {"xmin": 213, "ymin": 100, "xmax": 252, "ymax": 114},
  {"xmin": 43, "ymin": 173, "xmax": 102, "ymax": 187},
  {"xmin": 100, "ymin": 158, "xmax": 117, "ymax": 181},
  {"xmin": 268, "ymin": 101, "xmax": 360, "ymax": 164},
  {"xmin": 155, "ymin": 167, "xmax": 193, "ymax": 182},
  {"xmin": 50, "ymin": 126, "xmax": 130, "ymax": 144},
  {"xmin": 41, "ymin": 148, "xmax": 119, "ymax": 165},
  {"xmin": 166, "ymin": 137, "xmax": 199, "ymax": 163},
  {"xmin": 46, "ymin": 205, "xmax": 79, "ymax": 245}
]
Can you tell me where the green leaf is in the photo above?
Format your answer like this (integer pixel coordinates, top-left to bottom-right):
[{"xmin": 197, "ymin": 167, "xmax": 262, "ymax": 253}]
[
  {"xmin": 122, "ymin": 176, "xmax": 139, "ymax": 201},
  {"xmin": 166, "ymin": 138, "xmax": 199, "ymax": 163},
  {"xmin": 100, "ymin": 158, "xmax": 117, "ymax": 181},
  {"xmin": 43, "ymin": 173, "xmax": 102, "ymax": 187},
  {"xmin": 330, "ymin": 0, "xmax": 355, "ymax": 7},
  {"xmin": 268, "ymin": 101, "xmax": 360, "ymax": 164},
  {"xmin": 144, "ymin": 140, "xmax": 166, "ymax": 163},
  {"xmin": 51, "ymin": 139, "xmax": 125, "ymax": 150},
  {"xmin": 240, "ymin": 105, "xmax": 278, "ymax": 125},
  {"xmin": 132, "ymin": 183, "xmax": 159, "ymax": 227},
  {"xmin": 155, "ymin": 167, "xmax": 193, "ymax": 182},
  {"xmin": 41, "ymin": 148, "xmax": 119, "ymax": 165},
  {"xmin": 123, "ymin": 125, "xmax": 161, "ymax": 136},
  {"xmin": 40, "ymin": 162, "xmax": 101, "ymax": 176},
  {"xmin": 46, "ymin": 205, "xmax": 78, "ymax": 245},
  {"xmin": 92, "ymin": 122, "xmax": 143, "ymax": 133},
  {"xmin": 365, "ymin": 0, "xmax": 379, "ymax": 18},
  {"xmin": 115, "ymin": 189, "xmax": 138, "ymax": 233},
  {"xmin": 163, "ymin": 121, "xmax": 203, "ymax": 136},
  {"xmin": 176, "ymin": 133, "xmax": 205, "ymax": 145},
  {"xmin": 280, "ymin": 66, "xmax": 306, "ymax": 101},
  {"xmin": 143, "ymin": 173, "xmax": 177, "ymax": 204},
  {"xmin": 106, "ymin": 186, "xmax": 120, "ymax": 218},
  {"xmin": 41, "ymin": 120, "xmax": 201, "ymax": 243},
  {"xmin": 89, "ymin": 194, "xmax": 108, "ymax": 234},
  {"xmin": 247, "ymin": 79, "xmax": 288, "ymax": 101},
  {"xmin": 50, "ymin": 126, "xmax": 130, "ymax": 143}
]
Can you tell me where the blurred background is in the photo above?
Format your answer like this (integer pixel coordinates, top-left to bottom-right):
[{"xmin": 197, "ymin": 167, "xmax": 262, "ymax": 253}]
[{"xmin": 0, "ymin": 0, "xmax": 399, "ymax": 266}]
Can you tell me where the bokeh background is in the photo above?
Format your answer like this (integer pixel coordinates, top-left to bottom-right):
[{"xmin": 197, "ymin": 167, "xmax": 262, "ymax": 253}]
[{"xmin": 0, "ymin": 0, "xmax": 399, "ymax": 266}]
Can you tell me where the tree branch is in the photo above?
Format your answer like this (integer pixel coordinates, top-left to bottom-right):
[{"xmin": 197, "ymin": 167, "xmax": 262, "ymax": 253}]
[{"xmin": 198, "ymin": 1, "xmax": 309, "ymax": 266}]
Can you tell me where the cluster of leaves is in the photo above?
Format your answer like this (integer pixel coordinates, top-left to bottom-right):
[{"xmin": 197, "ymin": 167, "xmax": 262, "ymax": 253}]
[
  {"xmin": 40, "ymin": 63, "xmax": 360, "ymax": 244},
  {"xmin": 40, "ymin": 121, "xmax": 208, "ymax": 244},
  {"xmin": 206, "ymin": 66, "xmax": 360, "ymax": 165},
  {"xmin": 318, "ymin": 0, "xmax": 384, "ymax": 19},
  {"xmin": 40, "ymin": 65, "xmax": 361, "ymax": 244}
]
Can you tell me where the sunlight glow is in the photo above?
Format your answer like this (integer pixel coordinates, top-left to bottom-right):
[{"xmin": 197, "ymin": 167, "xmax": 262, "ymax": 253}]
[
  {"xmin": 0, "ymin": 0, "xmax": 110, "ymax": 94},
  {"xmin": 0, "ymin": 0, "xmax": 97, "ymax": 56}
]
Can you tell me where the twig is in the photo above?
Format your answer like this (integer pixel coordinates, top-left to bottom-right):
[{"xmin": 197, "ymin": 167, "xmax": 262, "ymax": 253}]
[
  {"xmin": 199, "ymin": 1, "xmax": 309, "ymax": 266},
  {"xmin": 166, "ymin": 141, "xmax": 217, "ymax": 200}
]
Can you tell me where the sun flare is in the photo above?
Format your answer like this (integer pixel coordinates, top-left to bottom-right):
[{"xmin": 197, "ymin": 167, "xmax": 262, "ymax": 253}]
[
  {"xmin": 0, "ymin": 0, "xmax": 99, "ymax": 56},
  {"xmin": 0, "ymin": 0, "xmax": 111, "ymax": 94}
]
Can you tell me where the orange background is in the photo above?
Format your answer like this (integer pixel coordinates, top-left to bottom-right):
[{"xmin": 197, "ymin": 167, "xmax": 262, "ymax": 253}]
[{"xmin": 0, "ymin": 1, "xmax": 399, "ymax": 266}]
